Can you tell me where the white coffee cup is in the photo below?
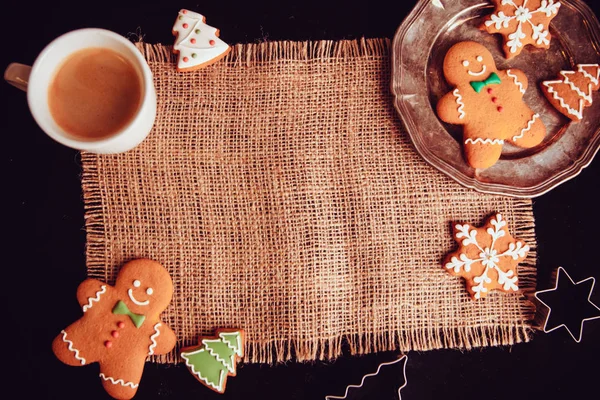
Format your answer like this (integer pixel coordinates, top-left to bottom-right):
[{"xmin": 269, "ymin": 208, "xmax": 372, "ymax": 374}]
[{"xmin": 4, "ymin": 28, "xmax": 156, "ymax": 154}]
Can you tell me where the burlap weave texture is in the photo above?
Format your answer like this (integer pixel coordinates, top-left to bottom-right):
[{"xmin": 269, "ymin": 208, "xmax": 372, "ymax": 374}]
[{"xmin": 81, "ymin": 38, "xmax": 537, "ymax": 364}]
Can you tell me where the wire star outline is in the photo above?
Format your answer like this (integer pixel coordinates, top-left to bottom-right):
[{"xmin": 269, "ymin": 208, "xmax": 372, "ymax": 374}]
[{"xmin": 534, "ymin": 267, "xmax": 600, "ymax": 343}]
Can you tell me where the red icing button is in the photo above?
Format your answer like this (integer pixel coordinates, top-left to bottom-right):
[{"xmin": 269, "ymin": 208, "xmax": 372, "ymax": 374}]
[
  {"xmin": 487, "ymin": 88, "xmax": 493, "ymax": 94},
  {"xmin": 209, "ymin": 39, "xmax": 215, "ymax": 46},
  {"xmin": 117, "ymin": 321, "xmax": 125, "ymax": 329},
  {"xmin": 182, "ymin": 10, "xmax": 187, "ymax": 14},
  {"xmin": 105, "ymin": 341, "xmax": 112, "ymax": 348},
  {"xmin": 497, "ymin": 106, "xmax": 504, "ymax": 112},
  {"xmin": 491, "ymin": 97, "xmax": 498, "ymax": 103},
  {"xmin": 183, "ymin": 56, "xmax": 189, "ymax": 62},
  {"xmin": 111, "ymin": 330, "xmax": 119, "ymax": 338},
  {"xmin": 183, "ymin": 23, "xmax": 189, "ymax": 29},
  {"xmin": 191, "ymin": 38, "xmax": 196, "ymax": 44}
]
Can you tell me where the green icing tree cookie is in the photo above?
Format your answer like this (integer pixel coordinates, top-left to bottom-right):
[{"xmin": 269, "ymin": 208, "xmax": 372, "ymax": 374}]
[{"xmin": 180, "ymin": 329, "xmax": 244, "ymax": 394}]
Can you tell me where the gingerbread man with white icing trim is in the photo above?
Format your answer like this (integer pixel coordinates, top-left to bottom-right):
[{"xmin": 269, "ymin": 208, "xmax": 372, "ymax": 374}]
[
  {"xmin": 437, "ymin": 41, "xmax": 546, "ymax": 169},
  {"xmin": 52, "ymin": 259, "xmax": 176, "ymax": 399}
]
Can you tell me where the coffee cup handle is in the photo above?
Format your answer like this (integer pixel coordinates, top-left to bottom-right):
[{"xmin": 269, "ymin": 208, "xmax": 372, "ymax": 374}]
[{"xmin": 4, "ymin": 63, "xmax": 31, "ymax": 92}]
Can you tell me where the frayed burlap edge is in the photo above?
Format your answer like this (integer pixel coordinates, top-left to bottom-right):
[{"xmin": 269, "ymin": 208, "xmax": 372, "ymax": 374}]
[{"xmin": 135, "ymin": 37, "xmax": 391, "ymax": 66}]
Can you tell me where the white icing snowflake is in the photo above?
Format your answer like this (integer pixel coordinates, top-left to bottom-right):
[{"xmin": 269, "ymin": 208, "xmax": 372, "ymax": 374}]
[
  {"xmin": 515, "ymin": 5, "xmax": 533, "ymax": 22},
  {"xmin": 531, "ymin": 23, "xmax": 550, "ymax": 45},
  {"xmin": 484, "ymin": 0, "xmax": 561, "ymax": 56},
  {"xmin": 538, "ymin": 0, "xmax": 561, "ymax": 16},
  {"xmin": 488, "ymin": 11, "xmax": 512, "ymax": 29},
  {"xmin": 507, "ymin": 23, "xmax": 526, "ymax": 54},
  {"xmin": 445, "ymin": 214, "xmax": 530, "ymax": 299}
]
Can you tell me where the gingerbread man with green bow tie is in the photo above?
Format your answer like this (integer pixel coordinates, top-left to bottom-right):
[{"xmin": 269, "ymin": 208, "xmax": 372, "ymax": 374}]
[
  {"xmin": 52, "ymin": 259, "xmax": 176, "ymax": 399},
  {"xmin": 437, "ymin": 41, "xmax": 546, "ymax": 169}
]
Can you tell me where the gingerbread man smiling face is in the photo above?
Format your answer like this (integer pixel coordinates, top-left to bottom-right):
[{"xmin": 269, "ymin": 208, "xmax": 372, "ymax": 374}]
[
  {"xmin": 52, "ymin": 259, "xmax": 176, "ymax": 399},
  {"xmin": 437, "ymin": 41, "xmax": 546, "ymax": 169},
  {"xmin": 114, "ymin": 260, "xmax": 173, "ymax": 318},
  {"xmin": 443, "ymin": 43, "xmax": 497, "ymax": 86}
]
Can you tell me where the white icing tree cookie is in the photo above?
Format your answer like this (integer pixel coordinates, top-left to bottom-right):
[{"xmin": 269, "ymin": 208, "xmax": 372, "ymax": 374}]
[
  {"xmin": 542, "ymin": 64, "xmax": 600, "ymax": 121},
  {"xmin": 172, "ymin": 9, "xmax": 231, "ymax": 72}
]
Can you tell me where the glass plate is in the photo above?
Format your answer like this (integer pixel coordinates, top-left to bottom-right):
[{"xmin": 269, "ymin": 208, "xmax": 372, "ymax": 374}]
[{"xmin": 391, "ymin": 0, "xmax": 600, "ymax": 198}]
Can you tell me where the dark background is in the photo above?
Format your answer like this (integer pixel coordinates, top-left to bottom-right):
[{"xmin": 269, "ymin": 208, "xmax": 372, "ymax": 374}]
[{"xmin": 2, "ymin": 0, "xmax": 599, "ymax": 399}]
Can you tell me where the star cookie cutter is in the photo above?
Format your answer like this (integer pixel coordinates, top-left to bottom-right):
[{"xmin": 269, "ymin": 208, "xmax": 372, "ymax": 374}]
[
  {"xmin": 325, "ymin": 354, "xmax": 408, "ymax": 400},
  {"xmin": 534, "ymin": 267, "xmax": 600, "ymax": 343}
]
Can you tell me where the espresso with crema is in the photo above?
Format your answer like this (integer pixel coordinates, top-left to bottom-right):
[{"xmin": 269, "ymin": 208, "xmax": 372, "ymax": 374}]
[{"xmin": 48, "ymin": 48, "xmax": 142, "ymax": 140}]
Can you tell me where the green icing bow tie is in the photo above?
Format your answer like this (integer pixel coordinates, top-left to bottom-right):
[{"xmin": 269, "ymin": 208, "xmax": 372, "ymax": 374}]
[
  {"xmin": 112, "ymin": 300, "xmax": 146, "ymax": 328},
  {"xmin": 470, "ymin": 72, "xmax": 501, "ymax": 93}
]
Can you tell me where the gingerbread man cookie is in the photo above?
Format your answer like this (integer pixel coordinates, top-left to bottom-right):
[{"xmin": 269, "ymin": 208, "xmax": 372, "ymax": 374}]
[
  {"xmin": 482, "ymin": 0, "xmax": 561, "ymax": 59},
  {"xmin": 437, "ymin": 41, "xmax": 546, "ymax": 169},
  {"xmin": 52, "ymin": 259, "xmax": 176, "ymax": 399}
]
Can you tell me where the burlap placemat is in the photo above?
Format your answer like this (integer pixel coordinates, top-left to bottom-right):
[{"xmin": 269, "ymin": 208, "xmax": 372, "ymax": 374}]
[{"xmin": 81, "ymin": 38, "xmax": 537, "ymax": 364}]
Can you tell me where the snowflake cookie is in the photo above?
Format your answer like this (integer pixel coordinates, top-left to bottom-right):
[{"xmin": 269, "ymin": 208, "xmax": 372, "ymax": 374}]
[
  {"xmin": 482, "ymin": 0, "xmax": 561, "ymax": 59},
  {"xmin": 444, "ymin": 213, "xmax": 530, "ymax": 300}
]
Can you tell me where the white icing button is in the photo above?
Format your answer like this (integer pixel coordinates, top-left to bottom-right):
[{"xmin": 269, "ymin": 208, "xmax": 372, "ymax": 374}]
[
  {"xmin": 146, "ymin": 287, "xmax": 154, "ymax": 295},
  {"xmin": 462, "ymin": 60, "xmax": 470, "ymax": 67},
  {"xmin": 476, "ymin": 56, "xmax": 483, "ymax": 62},
  {"xmin": 133, "ymin": 280, "xmax": 141, "ymax": 287}
]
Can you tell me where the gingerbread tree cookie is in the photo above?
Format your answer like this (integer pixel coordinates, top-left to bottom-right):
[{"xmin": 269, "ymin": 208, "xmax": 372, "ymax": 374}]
[
  {"xmin": 172, "ymin": 9, "xmax": 231, "ymax": 72},
  {"xmin": 181, "ymin": 329, "xmax": 245, "ymax": 394},
  {"xmin": 482, "ymin": 0, "xmax": 561, "ymax": 59},
  {"xmin": 52, "ymin": 259, "xmax": 176, "ymax": 399},
  {"xmin": 444, "ymin": 213, "xmax": 530, "ymax": 300},
  {"xmin": 437, "ymin": 41, "xmax": 546, "ymax": 169},
  {"xmin": 542, "ymin": 64, "xmax": 600, "ymax": 121}
]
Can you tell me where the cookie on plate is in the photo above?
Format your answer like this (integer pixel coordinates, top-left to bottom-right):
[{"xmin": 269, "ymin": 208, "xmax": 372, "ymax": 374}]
[
  {"xmin": 436, "ymin": 41, "xmax": 546, "ymax": 169},
  {"xmin": 481, "ymin": 0, "xmax": 561, "ymax": 59},
  {"xmin": 542, "ymin": 64, "xmax": 600, "ymax": 121}
]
